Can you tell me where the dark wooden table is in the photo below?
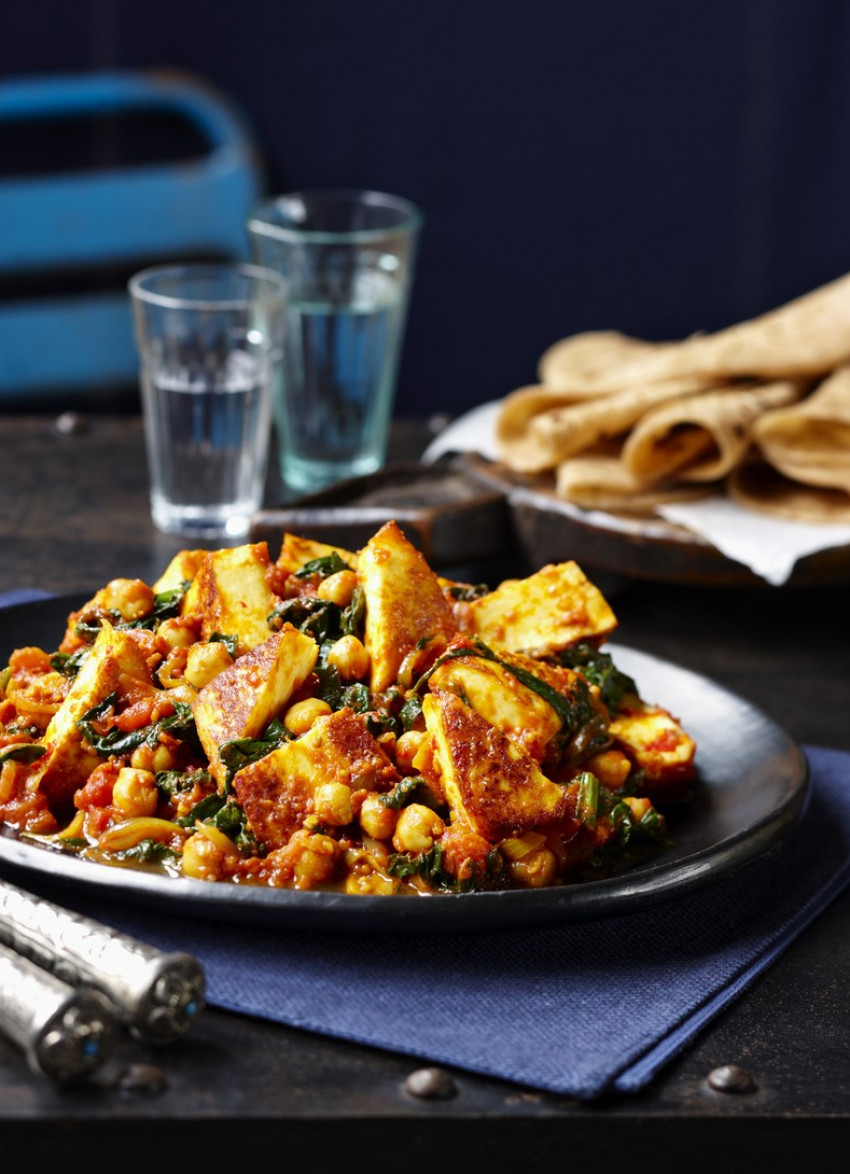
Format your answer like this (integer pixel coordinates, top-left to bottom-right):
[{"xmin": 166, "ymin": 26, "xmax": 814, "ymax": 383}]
[{"xmin": 2, "ymin": 411, "xmax": 850, "ymax": 1168}]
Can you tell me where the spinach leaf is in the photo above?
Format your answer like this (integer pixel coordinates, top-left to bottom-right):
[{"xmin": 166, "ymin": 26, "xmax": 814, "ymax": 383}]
[
  {"xmin": 75, "ymin": 611, "xmax": 121, "ymax": 642},
  {"xmin": 388, "ymin": 843, "xmax": 454, "ymax": 890},
  {"xmin": 339, "ymin": 682, "xmax": 371, "ymax": 713},
  {"xmin": 176, "ymin": 792, "xmax": 258, "ymax": 853},
  {"xmin": 444, "ymin": 582, "xmax": 489, "ymax": 601},
  {"xmin": 607, "ymin": 800, "xmax": 669, "ymax": 848},
  {"xmin": 379, "ymin": 776, "xmax": 443, "ymax": 811},
  {"xmin": 156, "ymin": 768, "xmax": 212, "ymax": 799},
  {"xmin": 341, "ymin": 584, "xmax": 365, "ymax": 638},
  {"xmin": 398, "ymin": 694, "xmax": 423, "ymax": 731},
  {"xmin": 267, "ymin": 597, "xmax": 342, "ymax": 643},
  {"xmin": 0, "ymin": 743, "xmax": 46, "ymax": 766},
  {"xmin": 115, "ymin": 839, "xmax": 181, "ymax": 865},
  {"xmin": 556, "ymin": 642, "xmax": 637, "ymax": 711},
  {"xmin": 210, "ymin": 632, "xmax": 238, "ymax": 659},
  {"xmin": 218, "ymin": 717, "xmax": 290, "ymax": 788},
  {"xmin": 49, "ymin": 648, "xmax": 90, "ymax": 678},
  {"xmin": 76, "ymin": 695, "xmax": 198, "ymax": 758},
  {"xmin": 295, "ymin": 552, "xmax": 352, "ymax": 579},
  {"xmin": 175, "ymin": 792, "xmax": 226, "ymax": 826}
]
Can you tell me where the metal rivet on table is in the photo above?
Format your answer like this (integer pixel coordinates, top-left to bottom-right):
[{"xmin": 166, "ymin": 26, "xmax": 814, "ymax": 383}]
[
  {"xmin": 115, "ymin": 1062, "xmax": 169, "ymax": 1097},
  {"xmin": 404, "ymin": 1066, "xmax": 458, "ymax": 1100},
  {"xmin": 706, "ymin": 1064, "xmax": 757, "ymax": 1094},
  {"xmin": 54, "ymin": 411, "xmax": 88, "ymax": 435}
]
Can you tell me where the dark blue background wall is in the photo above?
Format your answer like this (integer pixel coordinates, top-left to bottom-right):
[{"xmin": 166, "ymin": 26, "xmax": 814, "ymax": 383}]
[{"xmin": 4, "ymin": 0, "xmax": 850, "ymax": 417}]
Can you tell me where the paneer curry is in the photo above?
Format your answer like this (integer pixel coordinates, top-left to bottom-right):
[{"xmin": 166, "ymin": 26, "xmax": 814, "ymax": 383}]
[{"xmin": 0, "ymin": 522, "xmax": 696, "ymax": 894}]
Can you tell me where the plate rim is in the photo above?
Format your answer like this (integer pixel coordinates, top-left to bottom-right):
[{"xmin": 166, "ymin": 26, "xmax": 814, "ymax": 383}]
[{"xmin": 0, "ymin": 595, "xmax": 810, "ymax": 932}]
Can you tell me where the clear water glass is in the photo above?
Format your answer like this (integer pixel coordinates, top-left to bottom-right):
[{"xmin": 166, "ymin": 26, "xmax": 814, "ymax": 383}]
[
  {"xmin": 129, "ymin": 263, "xmax": 285, "ymax": 539},
  {"xmin": 247, "ymin": 190, "xmax": 422, "ymax": 493}
]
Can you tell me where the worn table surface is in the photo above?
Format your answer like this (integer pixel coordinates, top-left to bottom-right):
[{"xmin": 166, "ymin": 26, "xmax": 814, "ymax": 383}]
[{"xmin": 1, "ymin": 411, "xmax": 850, "ymax": 1168}]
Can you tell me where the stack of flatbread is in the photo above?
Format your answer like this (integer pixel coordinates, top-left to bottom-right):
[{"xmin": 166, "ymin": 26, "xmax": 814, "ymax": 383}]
[{"xmin": 494, "ymin": 270, "xmax": 850, "ymax": 523}]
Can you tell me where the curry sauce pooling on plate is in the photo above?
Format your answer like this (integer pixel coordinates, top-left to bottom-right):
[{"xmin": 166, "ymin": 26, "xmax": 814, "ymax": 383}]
[{"xmin": 0, "ymin": 522, "xmax": 696, "ymax": 894}]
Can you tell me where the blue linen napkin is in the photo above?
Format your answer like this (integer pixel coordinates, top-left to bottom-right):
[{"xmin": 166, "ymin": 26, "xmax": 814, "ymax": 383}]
[{"xmin": 2, "ymin": 590, "xmax": 849, "ymax": 1098}]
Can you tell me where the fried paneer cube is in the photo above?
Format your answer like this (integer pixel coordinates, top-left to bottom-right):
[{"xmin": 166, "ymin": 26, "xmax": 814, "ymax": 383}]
[
  {"xmin": 359, "ymin": 520, "xmax": 459, "ymax": 692},
  {"xmin": 422, "ymin": 690, "xmax": 572, "ymax": 842},
  {"xmin": 275, "ymin": 532, "xmax": 359, "ymax": 576},
  {"xmin": 32, "ymin": 623, "xmax": 155, "ymax": 809},
  {"xmin": 233, "ymin": 708, "xmax": 399, "ymax": 850},
  {"xmin": 466, "ymin": 561, "xmax": 617, "ymax": 656},
  {"xmin": 193, "ymin": 627, "xmax": 318, "ymax": 790},
  {"xmin": 428, "ymin": 653, "xmax": 563, "ymax": 762},
  {"xmin": 181, "ymin": 542, "xmax": 279, "ymax": 655},
  {"xmin": 609, "ymin": 694, "xmax": 697, "ymax": 793},
  {"xmin": 152, "ymin": 549, "xmax": 208, "ymax": 593}
]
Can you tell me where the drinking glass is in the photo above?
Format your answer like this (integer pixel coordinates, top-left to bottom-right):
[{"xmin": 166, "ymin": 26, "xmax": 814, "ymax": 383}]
[
  {"xmin": 129, "ymin": 263, "xmax": 285, "ymax": 539},
  {"xmin": 247, "ymin": 189, "xmax": 422, "ymax": 493}
]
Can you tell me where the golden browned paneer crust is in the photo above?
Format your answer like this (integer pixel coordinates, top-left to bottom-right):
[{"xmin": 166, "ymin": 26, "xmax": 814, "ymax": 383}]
[
  {"xmin": 428, "ymin": 654, "xmax": 563, "ymax": 762},
  {"xmin": 423, "ymin": 690, "xmax": 572, "ymax": 842},
  {"xmin": 193, "ymin": 626, "xmax": 318, "ymax": 790},
  {"xmin": 32, "ymin": 624, "xmax": 155, "ymax": 810},
  {"xmin": 181, "ymin": 542, "xmax": 279, "ymax": 655},
  {"xmin": 359, "ymin": 521, "xmax": 459, "ymax": 693},
  {"xmin": 467, "ymin": 561, "xmax": 618, "ymax": 656},
  {"xmin": 233, "ymin": 708, "xmax": 399, "ymax": 850}
]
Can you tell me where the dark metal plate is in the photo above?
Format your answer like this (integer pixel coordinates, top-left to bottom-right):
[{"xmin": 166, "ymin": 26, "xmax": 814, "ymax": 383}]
[{"xmin": 0, "ymin": 596, "xmax": 808, "ymax": 932}]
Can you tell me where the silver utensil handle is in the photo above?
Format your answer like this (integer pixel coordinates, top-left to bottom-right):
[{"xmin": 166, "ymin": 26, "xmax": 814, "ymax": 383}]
[
  {"xmin": 0, "ymin": 941, "xmax": 116, "ymax": 1083},
  {"xmin": 0, "ymin": 877, "xmax": 205, "ymax": 1045}
]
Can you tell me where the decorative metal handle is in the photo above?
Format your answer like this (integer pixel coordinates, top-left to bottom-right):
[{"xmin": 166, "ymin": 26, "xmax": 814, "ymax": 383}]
[
  {"xmin": 0, "ymin": 941, "xmax": 117, "ymax": 1083},
  {"xmin": 0, "ymin": 878, "xmax": 205, "ymax": 1045}
]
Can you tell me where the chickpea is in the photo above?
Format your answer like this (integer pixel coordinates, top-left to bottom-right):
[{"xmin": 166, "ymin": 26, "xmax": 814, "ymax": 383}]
[
  {"xmin": 313, "ymin": 781, "xmax": 353, "ymax": 827},
  {"xmin": 317, "ymin": 569, "xmax": 359, "ymax": 607},
  {"xmin": 285, "ymin": 697, "xmax": 332, "ymax": 736},
  {"xmin": 100, "ymin": 578, "xmax": 156, "ymax": 622},
  {"xmin": 394, "ymin": 729, "xmax": 426, "ymax": 773},
  {"xmin": 184, "ymin": 641, "xmax": 234, "ymax": 689},
  {"xmin": 584, "ymin": 749, "xmax": 632, "ymax": 791},
  {"xmin": 292, "ymin": 835, "xmax": 338, "ymax": 889},
  {"xmin": 345, "ymin": 872, "xmax": 399, "ymax": 896},
  {"xmin": 129, "ymin": 742, "xmax": 178, "ymax": 774},
  {"xmin": 508, "ymin": 848, "xmax": 557, "ymax": 889},
  {"xmin": 326, "ymin": 635, "xmax": 370, "ymax": 681},
  {"xmin": 157, "ymin": 616, "xmax": 200, "ymax": 652},
  {"xmin": 112, "ymin": 767, "xmax": 159, "ymax": 818},
  {"xmin": 392, "ymin": 803, "xmax": 445, "ymax": 854},
  {"xmin": 129, "ymin": 744, "xmax": 155, "ymax": 772},
  {"xmin": 359, "ymin": 792, "xmax": 398, "ymax": 840},
  {"xmin": 152, "ymin": 743, "xmax": 180, "ymax": 773},
  {"xmin": 181, "ymin": 832, "xmax": 227, "ymax": 881}
]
